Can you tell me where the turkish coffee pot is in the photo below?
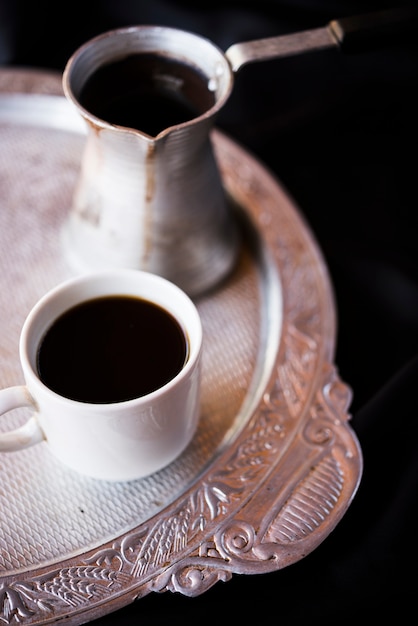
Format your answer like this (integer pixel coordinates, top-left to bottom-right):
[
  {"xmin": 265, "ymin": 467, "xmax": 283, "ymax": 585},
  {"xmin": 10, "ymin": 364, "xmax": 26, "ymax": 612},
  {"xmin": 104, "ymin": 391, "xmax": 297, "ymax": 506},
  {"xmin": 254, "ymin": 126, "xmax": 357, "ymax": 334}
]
[{"xmin": 62, "ymin": 7, "xmax": 415, "ymax": 296}]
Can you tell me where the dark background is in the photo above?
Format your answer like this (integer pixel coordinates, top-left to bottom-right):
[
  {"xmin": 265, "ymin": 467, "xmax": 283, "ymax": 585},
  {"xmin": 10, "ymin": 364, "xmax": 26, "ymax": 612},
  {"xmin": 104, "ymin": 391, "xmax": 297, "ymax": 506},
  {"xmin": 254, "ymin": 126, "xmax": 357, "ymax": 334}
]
[{"xmin": 1, "ymin": 1, "xmax": 417, "ymax": 623}]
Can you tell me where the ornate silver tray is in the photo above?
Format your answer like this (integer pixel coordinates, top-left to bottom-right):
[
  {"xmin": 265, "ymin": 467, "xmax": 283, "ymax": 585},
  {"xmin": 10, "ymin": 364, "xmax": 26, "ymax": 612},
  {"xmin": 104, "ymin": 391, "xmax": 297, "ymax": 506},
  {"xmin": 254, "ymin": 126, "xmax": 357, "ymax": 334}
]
[{"xmin": 0, "ymin": 69, "xmax": 362, "ymax": 625}]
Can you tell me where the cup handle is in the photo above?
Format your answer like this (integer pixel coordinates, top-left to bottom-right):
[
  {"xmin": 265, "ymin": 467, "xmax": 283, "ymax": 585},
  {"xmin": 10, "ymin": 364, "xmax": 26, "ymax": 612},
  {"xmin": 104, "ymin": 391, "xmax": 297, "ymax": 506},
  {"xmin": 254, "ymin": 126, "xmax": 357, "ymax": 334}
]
[{"xmin": 0, "ymin": 385, "xmax": 45, "ymax": 451}]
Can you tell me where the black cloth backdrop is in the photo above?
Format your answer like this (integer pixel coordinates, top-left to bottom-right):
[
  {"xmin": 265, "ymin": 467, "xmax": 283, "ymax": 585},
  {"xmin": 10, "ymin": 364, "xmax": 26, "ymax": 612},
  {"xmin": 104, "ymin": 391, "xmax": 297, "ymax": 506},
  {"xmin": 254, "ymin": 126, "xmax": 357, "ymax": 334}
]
[{"xmin": 1, "ymin": 1, "xmax": 417, "ymax": 623}]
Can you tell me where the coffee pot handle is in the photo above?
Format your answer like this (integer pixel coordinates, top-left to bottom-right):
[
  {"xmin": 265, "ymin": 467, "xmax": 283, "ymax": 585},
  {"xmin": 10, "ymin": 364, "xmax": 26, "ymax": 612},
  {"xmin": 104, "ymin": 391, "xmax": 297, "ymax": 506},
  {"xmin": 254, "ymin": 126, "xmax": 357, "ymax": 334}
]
[
  {"xmin": 329, "ymin": 5, "xmax": 418, "ymax": 53},
  {"xmin": 0, "ymin": 386, "xmax": 45, "ymax": 451},
  {"xmin": 226, "ymin": 5, "xmax": 418, "ymax": 72}
]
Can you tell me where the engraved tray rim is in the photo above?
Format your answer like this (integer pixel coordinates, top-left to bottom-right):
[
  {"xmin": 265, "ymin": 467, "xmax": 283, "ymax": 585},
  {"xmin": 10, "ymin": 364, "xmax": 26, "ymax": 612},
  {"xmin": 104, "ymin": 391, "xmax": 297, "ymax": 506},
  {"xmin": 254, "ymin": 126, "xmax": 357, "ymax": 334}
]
[{"xmin": 0, "ymin": 68, "xmax": 363, "ymax": 626}]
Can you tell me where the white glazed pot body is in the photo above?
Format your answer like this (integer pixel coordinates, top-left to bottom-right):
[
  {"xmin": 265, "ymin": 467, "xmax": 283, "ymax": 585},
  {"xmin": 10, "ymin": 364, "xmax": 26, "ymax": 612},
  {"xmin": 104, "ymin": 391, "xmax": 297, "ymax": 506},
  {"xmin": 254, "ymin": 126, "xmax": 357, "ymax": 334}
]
[{"xmin": 62, "ymin": 26, "xmax": 239, "ymax": 296}]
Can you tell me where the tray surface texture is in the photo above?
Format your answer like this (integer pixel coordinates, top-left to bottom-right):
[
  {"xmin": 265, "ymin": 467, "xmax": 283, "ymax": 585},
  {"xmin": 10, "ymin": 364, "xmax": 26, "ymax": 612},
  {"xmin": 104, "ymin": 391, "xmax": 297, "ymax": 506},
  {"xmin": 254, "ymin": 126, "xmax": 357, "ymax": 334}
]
[{"xmin": 0, "ymin": 69, "xmax": 362, "ymax": 626}]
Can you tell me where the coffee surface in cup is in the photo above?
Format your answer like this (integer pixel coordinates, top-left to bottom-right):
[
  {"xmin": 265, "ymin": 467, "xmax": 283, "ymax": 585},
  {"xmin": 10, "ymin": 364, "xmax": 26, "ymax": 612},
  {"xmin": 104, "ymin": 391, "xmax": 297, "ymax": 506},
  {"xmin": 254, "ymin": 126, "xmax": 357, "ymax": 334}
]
[
  {"xmin": 36, "ymin": 295, "xmax": 188, "ymax": 403},
  {"xmin": 78, "ymin": 53, "xmax": 216, "ymax": 136}
]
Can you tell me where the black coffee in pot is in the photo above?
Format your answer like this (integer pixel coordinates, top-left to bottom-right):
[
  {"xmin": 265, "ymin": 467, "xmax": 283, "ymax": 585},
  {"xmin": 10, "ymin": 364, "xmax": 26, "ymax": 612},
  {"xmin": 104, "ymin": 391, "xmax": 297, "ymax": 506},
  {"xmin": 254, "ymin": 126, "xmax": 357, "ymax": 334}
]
[
  {"xmin": 37, "ymin": 295, "xmax": 188, "ymax": 403},
  {"xmin": 79, "ymin": 54, "xmax": 216, "ymax": 136}
]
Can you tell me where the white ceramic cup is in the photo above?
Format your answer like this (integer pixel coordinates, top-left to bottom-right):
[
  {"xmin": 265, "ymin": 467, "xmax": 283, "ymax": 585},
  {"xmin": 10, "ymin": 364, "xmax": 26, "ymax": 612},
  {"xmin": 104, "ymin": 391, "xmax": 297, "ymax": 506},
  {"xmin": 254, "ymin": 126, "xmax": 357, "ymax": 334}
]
[{"xmin": 0, "ymin": 270, "xmax": 202, "ymax": 481}]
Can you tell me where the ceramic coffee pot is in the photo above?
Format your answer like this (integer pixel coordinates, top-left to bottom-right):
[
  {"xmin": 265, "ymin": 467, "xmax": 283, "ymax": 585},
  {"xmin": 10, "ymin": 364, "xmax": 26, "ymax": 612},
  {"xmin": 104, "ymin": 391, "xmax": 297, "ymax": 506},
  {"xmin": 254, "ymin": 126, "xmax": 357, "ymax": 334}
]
[
  {"xmin": 62, "ymin": 26, "xmax": 240, "ymax": 297},
  {"xmin": 62, "ymin": 9, "xmax": 411, "ymax": 295}
]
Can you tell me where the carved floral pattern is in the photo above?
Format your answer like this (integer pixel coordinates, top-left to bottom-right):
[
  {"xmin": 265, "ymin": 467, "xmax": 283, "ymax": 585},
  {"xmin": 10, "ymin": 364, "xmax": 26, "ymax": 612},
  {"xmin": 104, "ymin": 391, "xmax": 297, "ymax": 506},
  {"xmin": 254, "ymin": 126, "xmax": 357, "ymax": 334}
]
[{"xmin": 0, "ymin": 567, "xmax": 130, "ymax": 624}]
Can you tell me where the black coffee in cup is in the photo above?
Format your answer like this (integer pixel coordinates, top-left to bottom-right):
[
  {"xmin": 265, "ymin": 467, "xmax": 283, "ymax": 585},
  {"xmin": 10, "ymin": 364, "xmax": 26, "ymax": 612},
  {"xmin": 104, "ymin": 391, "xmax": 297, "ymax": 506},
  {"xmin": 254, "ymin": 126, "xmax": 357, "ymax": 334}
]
[
  {"xmin": 78, "ymin": 53, "xmax": 216, "ymax": 136},
  {"xmin": 36, "ymin": 295, "xmax": 188, "ymax": 403}
]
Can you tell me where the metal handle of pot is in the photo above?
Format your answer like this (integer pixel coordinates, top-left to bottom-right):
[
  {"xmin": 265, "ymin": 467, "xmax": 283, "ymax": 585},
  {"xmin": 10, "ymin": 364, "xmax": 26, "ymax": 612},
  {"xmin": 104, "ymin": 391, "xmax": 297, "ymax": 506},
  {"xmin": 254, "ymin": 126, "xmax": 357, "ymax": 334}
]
[
  {"xmin": 330, "ymin": 5, "xmax": 418, "ymax": 52},
  {"xmin": 226, "ymin": 5, "xmax": 418, "ymax": 72}
]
